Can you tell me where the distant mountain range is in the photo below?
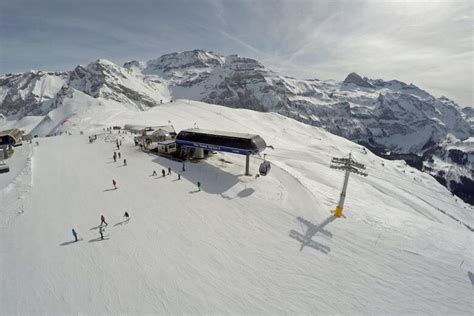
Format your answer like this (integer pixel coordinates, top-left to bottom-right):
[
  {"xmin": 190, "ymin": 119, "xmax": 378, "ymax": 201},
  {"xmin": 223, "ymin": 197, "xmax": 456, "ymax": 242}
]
[{"xmin": 1, "ymin": 49, "xmax": 472, "ymax": 203}]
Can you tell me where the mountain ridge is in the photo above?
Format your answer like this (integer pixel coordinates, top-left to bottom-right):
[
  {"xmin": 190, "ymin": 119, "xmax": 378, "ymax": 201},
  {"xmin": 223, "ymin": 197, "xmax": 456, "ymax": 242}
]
[{"xmin": 0, "ymin": 49, "xmax": 472, "ymax": 203}]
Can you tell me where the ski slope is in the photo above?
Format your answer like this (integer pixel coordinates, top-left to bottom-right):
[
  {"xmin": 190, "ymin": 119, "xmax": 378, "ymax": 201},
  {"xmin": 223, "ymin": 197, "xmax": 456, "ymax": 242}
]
[{"xmin": 1, "ymin": 100, "xmax": 473, "ymax": 314}]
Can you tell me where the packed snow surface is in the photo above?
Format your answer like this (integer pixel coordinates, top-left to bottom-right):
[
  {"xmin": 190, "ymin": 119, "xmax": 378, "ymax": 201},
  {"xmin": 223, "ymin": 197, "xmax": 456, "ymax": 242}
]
[{"xmin": 1, "ymin": 100, "xmax": 473, "ymax": 314}]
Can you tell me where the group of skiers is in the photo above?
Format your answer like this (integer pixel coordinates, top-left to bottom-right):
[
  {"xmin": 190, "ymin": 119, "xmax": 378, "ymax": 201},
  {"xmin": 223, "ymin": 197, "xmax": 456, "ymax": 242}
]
[
  {"xmin": 70, "ymin": 130, "xmax": 204, "ymax": 244},
  {"xmin": 151, "ymin": 168, "xmax": 201, "ymax": 190},
  {"xmin": 113, "ymin": 151, "xmax": 127, "ymax": 166},
  {"xmin": 71, "ymin": 212, "xmax": 130, "ymax": 242}
]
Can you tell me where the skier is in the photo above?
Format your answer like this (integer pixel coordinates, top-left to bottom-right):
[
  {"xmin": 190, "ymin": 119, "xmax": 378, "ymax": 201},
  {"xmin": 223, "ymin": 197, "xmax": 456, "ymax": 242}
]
[
  {"xmin": 197, "ymin": 181, "xmax": 201, "ymax": 191},
  {"xmin": 113, "ymin": 152, "xmax": 117, "ymax": 162},
  {"xmin": 178, "ymin": 174, "xmax": 181, "ymax": 180},
  {"xmin": 167, "ymin": 167, "xmax": 171, "ymax": 175},
  {"xmin": 119, "ymin": 140, "xmax": 122, "ymax": 146},
  {"xmin": 124, "ymin": 211, "xmax": 130, "ymax": 221},
  {"xmin": 118, "ymin": 152, "xmax": 121, "ymax": 159},
  {"xmin": 123, "ymin": 159, "xmax": 127, "ymax": 166},
  {"xmin": 99, "ymin": 226, "xmax": 105, "ymax": 240},
  {"xmin": 182, "ymin": 162, "xmax": 185, "ymax": 172},
  {"xmin": 162, "ymin": 169, "xmax": 166, "ymax": 177},
  {"xmin": 152, "ymin": 170, "xmax": 157, "ymax": 176},
  {"xmin": 72, "ymin": 228, "xmax": 78, "ymax": 242},
  {"xmin": 112, "ymin": 179, "xmax": 117, "ymax": 189},
  {"xmin": 100, "ymin": 215, "xmax": 108, "ymax": 226}
]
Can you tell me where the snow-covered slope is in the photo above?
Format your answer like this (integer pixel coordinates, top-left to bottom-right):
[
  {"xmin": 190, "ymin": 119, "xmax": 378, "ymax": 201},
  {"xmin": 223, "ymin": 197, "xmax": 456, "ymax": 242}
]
[{"xmin": 1, "ymin": 100, "xmax": 473, "ymax": 314}]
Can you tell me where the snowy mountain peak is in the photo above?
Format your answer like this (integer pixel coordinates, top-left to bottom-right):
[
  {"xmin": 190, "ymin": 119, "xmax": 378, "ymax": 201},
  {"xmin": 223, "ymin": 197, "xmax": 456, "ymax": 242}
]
[
  {"xmin": 343, "ymin": 72, "xmax": 375, "ymax": 89},
  {"xmin": 142, "ymin": 49, "xmax": 225, "ymax": 75}
]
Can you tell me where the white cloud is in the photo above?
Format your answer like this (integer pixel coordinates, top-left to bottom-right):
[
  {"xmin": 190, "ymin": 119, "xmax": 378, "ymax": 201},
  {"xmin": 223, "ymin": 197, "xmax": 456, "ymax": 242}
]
[{"xmin": 1, "ymin": 0, "xmax": 472, "ymax": 106}]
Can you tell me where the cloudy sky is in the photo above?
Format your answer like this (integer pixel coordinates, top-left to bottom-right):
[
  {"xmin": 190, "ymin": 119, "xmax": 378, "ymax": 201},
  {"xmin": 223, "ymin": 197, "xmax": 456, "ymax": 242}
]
[{"xmin": 1, "ymin": 0, "xmax": 472, "ymax": 106}]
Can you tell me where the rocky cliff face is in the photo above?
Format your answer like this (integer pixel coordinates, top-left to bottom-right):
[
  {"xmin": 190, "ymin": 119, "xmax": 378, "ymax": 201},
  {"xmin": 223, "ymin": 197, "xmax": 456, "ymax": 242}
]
[{"xmin": 1, "ymin": 49, "xmax": 472, "ymax": 203}]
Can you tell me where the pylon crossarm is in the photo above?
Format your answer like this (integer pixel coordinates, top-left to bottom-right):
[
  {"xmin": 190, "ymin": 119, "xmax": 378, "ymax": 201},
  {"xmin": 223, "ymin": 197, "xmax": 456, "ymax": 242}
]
[{"xmin": 330, "ymin": 165, "xmax": 350, "ymax": 171}]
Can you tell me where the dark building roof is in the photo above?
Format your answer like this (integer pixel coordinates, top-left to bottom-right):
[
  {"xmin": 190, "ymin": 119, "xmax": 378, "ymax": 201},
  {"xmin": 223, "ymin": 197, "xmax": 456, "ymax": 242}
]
[{"xmin": 176, "ymin": 128, "xmax": 266, "ymax": 155}]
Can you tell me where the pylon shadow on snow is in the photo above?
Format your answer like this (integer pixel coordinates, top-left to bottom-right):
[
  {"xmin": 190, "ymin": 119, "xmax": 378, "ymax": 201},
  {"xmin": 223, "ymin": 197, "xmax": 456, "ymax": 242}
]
[{"xmin": 289, "ymin": 215, "xmax": 336, "ymax": 253}]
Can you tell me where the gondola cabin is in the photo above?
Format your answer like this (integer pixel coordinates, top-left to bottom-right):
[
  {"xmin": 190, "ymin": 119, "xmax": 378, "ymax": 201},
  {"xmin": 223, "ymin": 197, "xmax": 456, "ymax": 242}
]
[{"xmin": 0, "ymin": 128, "xmax": 23, "ymax": 147}]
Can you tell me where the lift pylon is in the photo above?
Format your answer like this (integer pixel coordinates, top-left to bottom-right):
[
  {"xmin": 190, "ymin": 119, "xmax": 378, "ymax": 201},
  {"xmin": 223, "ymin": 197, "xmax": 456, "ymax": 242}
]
[{"xmin": 330, "ymin": 153, "xmax": 368, "ymax": 217}]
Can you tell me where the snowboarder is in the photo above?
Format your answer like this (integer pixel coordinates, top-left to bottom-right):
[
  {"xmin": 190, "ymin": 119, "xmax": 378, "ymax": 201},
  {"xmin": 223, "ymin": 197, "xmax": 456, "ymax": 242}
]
[
  {"xmin": 72, "ymin": 228, "xmax": 78, "ymax": 242},
  {"xmin": 152, "ymin": 170, "xmax": 157, "ymax": 176},
  {"xmin": 99, "ymin": 226, "xmax": 105, "ymax": 240},
  {"xmin": 167, "ymin": 167, "xmax": 171, "ymax": 175},
  {"xmin": 118, "ymin": 152, "xmax": 121, "ymax": 159},
  {"xmin": 123, "ymin": 159, "xmax": 127, "ymax": 166},
  {"xmin": 113, "ymin": 152, "xmax": 117, "ymax": 162},
  {"xmin": 162, "ymin": 169, "xmax": 166, "ymax": 177},
  {"xmin": 112, "ymin": 179, "xmax": 117, "ymax": 189},
  {"xmin": 178, "ymin": 174, "xmax": 181, "ymax": 180},
  {"xmin": 197, "ymin": 181, "xmax": 201, "ymax": 191},
  {"xmin": 100, "ymin": 215, "xmax": 108, "ymax": 226},
  {"xmin": 124, "ymin": 211, "xmax": 130, "ymax": 221}
]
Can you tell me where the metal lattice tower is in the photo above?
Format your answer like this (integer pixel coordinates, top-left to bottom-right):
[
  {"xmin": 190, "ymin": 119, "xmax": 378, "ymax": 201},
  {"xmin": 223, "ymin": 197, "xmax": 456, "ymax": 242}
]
[{"xmin": 330, "ymin": 153, "xmax": 368, "ymax": 217}]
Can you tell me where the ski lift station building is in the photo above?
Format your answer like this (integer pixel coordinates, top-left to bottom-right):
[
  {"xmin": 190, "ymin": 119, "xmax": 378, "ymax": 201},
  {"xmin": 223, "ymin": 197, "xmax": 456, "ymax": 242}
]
[{"xmin": 176, "ymin": 128, "xmax": 267, "ymax": 175}]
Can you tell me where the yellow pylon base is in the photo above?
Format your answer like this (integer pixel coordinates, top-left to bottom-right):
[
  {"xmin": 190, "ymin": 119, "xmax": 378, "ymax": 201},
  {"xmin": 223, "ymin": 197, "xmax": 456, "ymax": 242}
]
[{"xmin": 333, "ymin": 206, "xmax": 344, "ymax": 218}]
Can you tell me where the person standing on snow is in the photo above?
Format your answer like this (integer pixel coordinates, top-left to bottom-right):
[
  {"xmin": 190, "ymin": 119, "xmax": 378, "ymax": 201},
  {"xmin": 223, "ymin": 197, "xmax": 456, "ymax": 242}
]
[
  {"xmin": 100, "ymin": 215, "xmax": 108, "ymax": 226},
  {"xmin": 167, "ymin": 167, "xmax": 171, "ymax": 175},
  {"xmin": 152, "ymin": 170, "xmax": 157, "ymax": 176},
  {"xmin": 99, "ymin": 226, "xmax": 105, "ymax": 240},
  {"xmin": 162, "ymin": 169, "xmax": 166, "ymax": 177},
  {"xmin": 113, "ymin": 152, "xmax": 117, "ymax": 162},
  {"xmin": 197, "ymin": 181, "xmax": 201, "ymax": 191},
  {"xmin": 124, "ymin": 159, "xmax": 127, "ymax": 166},
  {"xmin": 178, "ymin": 174, "xmax": 181, "ymax": 180},
  {"xmin": 112, "ymin": 179, "xmax": 117, "ymax": 189},
  {"xmin": 72, "ymin": 228, "xmax": 78, "ymax": 242}
]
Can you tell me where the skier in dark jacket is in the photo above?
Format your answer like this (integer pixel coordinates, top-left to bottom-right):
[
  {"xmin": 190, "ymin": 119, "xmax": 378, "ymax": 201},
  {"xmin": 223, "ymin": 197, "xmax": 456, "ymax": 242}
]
[
  {"xmin": 124, "ymin": 159, "xmax": 127, "ymax": 166},
  {"xmin": 162, "ymin": 169, "xmax": 166, "ymax": 177},
  {"xmin": 112, "ymin": 179, "xmax": 117, "ymax": 189},
  {"xmin": 167, "ymin": 167, "xmax": 171, "ymax": 175},
  {"xmin": 197, "ymin": 181, "xmax": 201, "ymax": 191},
  {"xmin": 101, "ymin": 215, "xmax": 108, "ymax": 226},
  {"xmin": 113, "ymin": 152, "xmax": 117, "ymax": 162},
  {"xmin": 72, "ymin": 228, "xmax": 78, "ymax": 241}
]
